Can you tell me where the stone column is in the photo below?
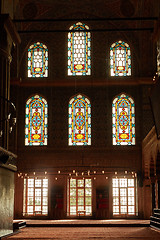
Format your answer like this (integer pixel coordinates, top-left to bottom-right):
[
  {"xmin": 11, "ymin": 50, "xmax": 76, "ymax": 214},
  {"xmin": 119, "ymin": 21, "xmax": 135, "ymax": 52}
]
[{"xmin": 0, "ymin": 14, "xmax": 20, "ymax": 150}]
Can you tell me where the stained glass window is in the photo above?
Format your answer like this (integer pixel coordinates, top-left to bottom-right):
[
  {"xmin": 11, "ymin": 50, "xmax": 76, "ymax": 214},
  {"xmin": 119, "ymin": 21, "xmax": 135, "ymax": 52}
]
[
  {"xmin": 68, "ymin": 22, "xmax": 91, "ymax": 76},
  {"xmin": 112, "ymin": 93, "xmax": 135, "ymax": 145},
  {"xmin": 25, "ymin": 95, "xmax": 48, "ymax": 146},
  {"xmin": 68, "ymin": 94, "xmax": 91, "ymax": 146},
  {"xmin": 28, "ymin": 42, "xmax": 48, "ymax": 77},
  {"xmin": 110, "ymin": 41, "xmax": 131, "ymax": 76}
]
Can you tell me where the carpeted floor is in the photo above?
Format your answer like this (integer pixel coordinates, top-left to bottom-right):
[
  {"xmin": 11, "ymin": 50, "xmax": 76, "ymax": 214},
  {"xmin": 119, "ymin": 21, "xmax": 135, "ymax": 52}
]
[{"xmin": 6, "ymin": 226, "xmax": 160, "ymax": 240}]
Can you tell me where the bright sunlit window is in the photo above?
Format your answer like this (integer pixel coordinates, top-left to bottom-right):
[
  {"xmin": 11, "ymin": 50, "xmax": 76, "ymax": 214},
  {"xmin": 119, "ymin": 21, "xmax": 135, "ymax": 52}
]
[
  {"xmin": 67, "ymin": 178, "xmax": 92, "ymax": 216},
  {"xmin": 68, "ymin": 22, "xmax": 91, "ymax": 76},
  {"xmin": 110, "ymin": 40, "xmax": 131, "ymax": 76},
  {"xmin": 112, "ymin": 177, "xmax": 137, "ymax": 216},
  {"xmin": 23, "ymin": 178, "xmax": 48, "ymax": 216}
]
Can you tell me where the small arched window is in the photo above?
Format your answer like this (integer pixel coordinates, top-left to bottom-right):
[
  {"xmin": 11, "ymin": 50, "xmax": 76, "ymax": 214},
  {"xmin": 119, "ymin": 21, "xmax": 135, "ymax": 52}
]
[
  {"xmin": 112, "ymin": 93, "xmax": 135, "ymax": 145},
  {"xmin": 25, "ymin": 95, "xmax": 48, "ymax": 146},
  {"xmin": 68, "ymin": 94, "xmax": 91, "ymax": 146},
  {"xmin": 68, "ymin": 22, "xmax": 91, "ymax": 76},
  {"xmin": 28, "ymin": 42, "xmax": 48, "ymax": 77},
  {"xmin": 110, "ymin": 41, "xmax": 131, "ymax": 76}
]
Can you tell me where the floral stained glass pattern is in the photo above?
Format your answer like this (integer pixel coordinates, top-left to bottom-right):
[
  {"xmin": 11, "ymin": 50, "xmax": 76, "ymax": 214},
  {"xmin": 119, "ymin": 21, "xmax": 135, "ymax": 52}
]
[
  {"xmin": 68, "ymin": 22, "xmax": 91, "ymax": 76},
  {"xmin": 25, "ymin": 95, "xmax": 48, "ymax": 146},
  {"xmin": 68, "ymin": 94, "xmax": 91, "ymax": 146},
  {"xmin": 112, "ymin": 93, "xmax": 135, "ymax": 145},
  {"xmin": 110, "ymin": 41, "xmax": 131, "ymax": 76},
  {"xmin": 28, "ymin": 42, "xmax": 48, "ymax": 77}
]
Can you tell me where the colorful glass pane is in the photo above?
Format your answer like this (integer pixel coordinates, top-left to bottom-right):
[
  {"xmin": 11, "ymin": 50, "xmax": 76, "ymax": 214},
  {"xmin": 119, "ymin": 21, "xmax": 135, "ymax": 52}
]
[
  {"xmin": 68, "ymin": 22, "xmax": 91, "ymax": 76},
  {"xmin": 28, "ymin": 42, "xmax": 48, "ymax": 77},
  {"xmin": 112, "ymin": 93, "xmax": 135, "ymax": 145},
  {"xmin": 110, "ymin": 41, "xmax": 131, "ymax": 76},
  {"xmin": 68, "ymin": 94, "xmax": 91, "ymax": 145},
  {"xmin": 25, "ymin": 95, "xmax": 48, "ymax": 146}
]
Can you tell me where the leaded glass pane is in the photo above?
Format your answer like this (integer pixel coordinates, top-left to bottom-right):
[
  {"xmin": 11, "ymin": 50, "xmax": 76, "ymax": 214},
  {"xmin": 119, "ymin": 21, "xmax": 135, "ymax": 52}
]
[
  {"xmin": 113, "ymin": 196, "xmax": 119, "ymax": 205},
  {"xmin": 78, "ymin": 189, "xmax": 84, "ymax": 196},
  {"xmin": 128, "ymin": 197, "xmax": 134, "ymax": 205},
  {"xmin": 86, "ymin": 206, "xmax": 92, "ymax": 215},
  {"xmin": 43, "ymin": 188, "xmax": 48, "ymax": 197},
  {"xmin": 28, "ymin": 197, "xmax": 33, "ymax": 205},
  {"xmin": 70, "ymin": 197, "xmax": 76, "ymax": 205},
  {"xmin": 70, "ymin": 188, "xmax": 76, "ymax": 196},
  {"xmin": 42, "ymin": 206, "xmax": 48, "ymax": 214},
  {"xmin": 128, "ymin": 206, "xmax": 135, "ymax": 214},
  {"xmin": 78, "ymin": 179, "xmax": 84, "ymax": 187},
  {"xmin": 68, "ymin": 22, "xmax": 91, "ymax": 76},
  {"xmin": 112, "ymin": 93, "xmax": 135, "ymax": 145},
  {"xmin": 35, "ymin": 179, "xmax": 41, "ymax": 187},
  {"xmin": 28, "ymin": 188, "xmax": 34, "ymax": 196},
  {"xmin": 85, "ymin": 197, "xmax": 91, "ymax": 205},
  {"xmin": 120, "ymin": 197, "xmax": 127, "ymax": 205},
  {"xmin": 70, "ymin": 206, "xmax": 76, "ymax": 215},
  {"xmin": 110, "ymin": 40, "xmax": 131, "ymax": 76},
  {"xmin": 128, "ymin": 188, "xmax": 134, "ymax": 196},
  {"xmin": 35, "ymin": 188, "xmax": 41, "ymax": 196},
  {"xmin": 78, "ymin": 197, "xmax": 84, "ymax": 205},
  {"xmin": 85, "ymin": 188, "xmax": 91, "ymax": 196},
  {"xmin": 28, "ymin": 42, "xmax": 48, "ymax": 77},
  {"xmin": 85, "ymin": 179, "xmax": 92, "ymax": 187},
  {"xmin": 119, "ymin": 178, "xmax": 127, "ymax": 187},
  {"xmin": 35, "ymin": 197, "xmax": 41, "ymax": 205},
  {"xmin": 120, "ymin": 206, "xmax": 127, "ymax": 214},
  {"xmin": 113, "ymin": 206, "xmax": 119, "ymax": 214},
  {"xmin": 128, "ymin": 179, "xmax": 134, "ymax": 187},
  {"xmin": 113, "ymin": 188, "xmax": 119, "ymax": 196},
  {"xmin": 68, "ymin": 94, "xmax": 91, "ymax": 146},
  {"xmin": 28, "ymin": 179, "xmax": 34, "ymax": 187},
  {"xmin": 25, "ymin": 95, "xmax": 48, "ymax": 146},
  {"xmin": 70, "ymin": 179, "xmax": 76, "ymax": 187}
]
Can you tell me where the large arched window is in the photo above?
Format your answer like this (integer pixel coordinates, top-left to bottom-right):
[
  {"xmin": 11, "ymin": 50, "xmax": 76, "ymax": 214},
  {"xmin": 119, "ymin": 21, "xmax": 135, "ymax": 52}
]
[
  {"xmin": 28, "ymin": 42, "xmax": 48, "ymax": 77},
  {"xmin": 110, "ymin": 41, "xmax": 131, "ymax": 76},
  {"xmin": 68, "ymin": 22, "xmax": 91, "ymax": 76},
  {"xmin": 112, "ymin": 93, "xmax": 135, "ymax": 145},
  {"xmin": 68, "ymin": 94, "xmax": 91, "ymax": 146},
  {"xmin": 25, "ymin": 95, "xmax": 48, "ymax": 146}
]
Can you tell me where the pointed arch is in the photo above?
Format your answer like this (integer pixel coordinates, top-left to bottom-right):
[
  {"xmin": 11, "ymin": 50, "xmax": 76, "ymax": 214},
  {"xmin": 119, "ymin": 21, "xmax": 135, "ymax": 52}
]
[
  {"xmin": 28, "ymin": 42, "xmax": 48, "ymax": 77},
  {"xmin": 25, "ymin": 94, "xmax": 48, "ymax": 146},
  {"xmin": 68, "ymin": 94, "xmax": 91, "ymax": 146},
  {"xmin": 68, "ymin": 22, "xmax": 91, "ymax": 76},
  {"xmin": 110, "ymin": 40, "xmax": 131, "ymax": 76},
  {"xmin": 112, "ymin": 93, "xmax": 135, "ymax": 145}
]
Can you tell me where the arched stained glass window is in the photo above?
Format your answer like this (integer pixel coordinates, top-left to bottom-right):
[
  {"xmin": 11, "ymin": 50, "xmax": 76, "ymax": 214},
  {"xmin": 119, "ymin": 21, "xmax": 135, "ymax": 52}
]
[
  {"xmin": 68, "ymin": 94, "xmax": 91, "ymax": 146},
  {"xmin": 28, "ymin": 42, "xmax": 48, "ymax": 77},
  {"xmin": 25, "ymin": 95, "xmax": 48, "ymax": 146},
  {"xmin": 112, "ymin": 93, "xmax": 135, "ymax": 145},
  {"xmin": 110, "ymin": 41, "xmax": 131, "ymax": 76},
  {"xmin": 68, "ymin": 22, "xmax": 91, "ymax": 76}
]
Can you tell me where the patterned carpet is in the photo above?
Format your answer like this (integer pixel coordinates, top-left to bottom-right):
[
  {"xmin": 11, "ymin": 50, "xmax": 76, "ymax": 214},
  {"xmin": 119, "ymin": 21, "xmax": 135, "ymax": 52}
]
[{"xmin": 6, "ymin": 226, "xmax": 160, "ymax": 240}]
